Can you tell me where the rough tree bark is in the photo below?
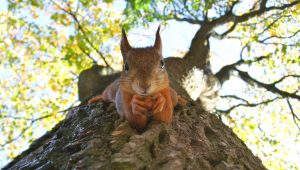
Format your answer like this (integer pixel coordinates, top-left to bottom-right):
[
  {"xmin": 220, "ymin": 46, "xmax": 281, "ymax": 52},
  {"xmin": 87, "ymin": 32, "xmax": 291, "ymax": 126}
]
[{"xmin": 3, "ymin": 101, "xmax": 266, "ymax": 170}]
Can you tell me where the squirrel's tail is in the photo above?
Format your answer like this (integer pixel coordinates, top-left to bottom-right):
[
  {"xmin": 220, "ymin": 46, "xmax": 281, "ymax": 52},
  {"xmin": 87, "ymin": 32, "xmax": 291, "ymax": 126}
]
[
  {"xmin": 182, "ymin": 66, "xmax": 220, "ymax": 112},
  {"xmin": 198, "ymin": 73, "xmax": 220, "ymax": 111}
]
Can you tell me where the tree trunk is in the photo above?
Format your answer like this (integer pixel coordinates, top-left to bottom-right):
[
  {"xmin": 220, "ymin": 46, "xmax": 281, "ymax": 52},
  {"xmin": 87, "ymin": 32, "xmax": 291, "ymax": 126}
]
[
  {"xmin": 3, "ymin": 16, "xmax": 270, "ymax": 169},
  {"xmin": 3, "ymin": 100, "xmax": 266, "ymax": 170}
]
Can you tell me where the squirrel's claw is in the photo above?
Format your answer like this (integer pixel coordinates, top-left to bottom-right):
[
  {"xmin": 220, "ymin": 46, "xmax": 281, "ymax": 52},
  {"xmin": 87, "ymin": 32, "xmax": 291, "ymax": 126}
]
[
  {"xmin": 131, "ymin": 95, "xmax": 152, "ymax": 108},
  {"xmin": 153, "ymin": 93, "xmax": 165, "ymax": 114},
  {"xmin": 132, "ymin": 103, "xmax": 148, "ymax": 115},
  {"xmin": 131, "ymin": 95, "xmax": 150, "ymax": 115}
]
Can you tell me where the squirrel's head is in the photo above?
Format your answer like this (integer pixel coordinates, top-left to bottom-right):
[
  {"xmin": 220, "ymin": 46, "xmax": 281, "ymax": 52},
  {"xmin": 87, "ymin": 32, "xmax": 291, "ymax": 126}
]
[{"xmin": 119, "ymin": 26, "xmax": 169, "ymax": 96}]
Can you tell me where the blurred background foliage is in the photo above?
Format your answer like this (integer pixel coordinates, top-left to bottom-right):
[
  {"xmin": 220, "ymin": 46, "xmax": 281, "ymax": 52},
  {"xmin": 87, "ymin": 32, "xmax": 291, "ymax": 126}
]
[{"xmin": 0, "ymin": 0, "xmax": 299, "ymax": 169}]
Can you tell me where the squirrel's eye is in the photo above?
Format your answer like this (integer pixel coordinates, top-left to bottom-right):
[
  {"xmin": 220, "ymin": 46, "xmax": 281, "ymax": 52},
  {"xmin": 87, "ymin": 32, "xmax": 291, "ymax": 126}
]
[
  {"xmin": 160, "ymin": 60, "xmax": 165, "ymax": 69},
  {"xmin": 124, "ymin": 62, "xmax": 129, "ymax": 71}
]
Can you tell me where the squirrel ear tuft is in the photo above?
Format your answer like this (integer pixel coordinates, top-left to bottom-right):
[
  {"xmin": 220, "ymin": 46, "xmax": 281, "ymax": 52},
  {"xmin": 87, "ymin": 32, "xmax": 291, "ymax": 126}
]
[
  {"xmin": 153, "ymin": 25, "xmax": 162, "ymax": 55},
  {"xmin": 121, "ymin": 28, "xmax": 132, "ymax": 59}
]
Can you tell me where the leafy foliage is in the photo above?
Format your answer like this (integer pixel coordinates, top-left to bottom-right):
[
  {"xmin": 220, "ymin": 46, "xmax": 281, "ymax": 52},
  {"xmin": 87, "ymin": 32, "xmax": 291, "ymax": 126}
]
[{"xmin": 0, "ymin": 0, "xmax": 123, "ymax": 160}]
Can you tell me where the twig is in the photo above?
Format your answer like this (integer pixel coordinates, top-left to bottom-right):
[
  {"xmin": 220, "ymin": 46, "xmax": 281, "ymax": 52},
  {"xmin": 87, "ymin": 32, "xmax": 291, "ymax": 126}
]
[
  {"xmin": 220, "ymin": 95, "xmax": 250, "ymax": 104},
  {"xmin": 78, "ymin": 45, "xmax": 97, "ymax": 64},
  {"xmin": 259, "ymin": 29, "xmax": 300, "ymax": 42},
  {"xmin": 286, "ymin": 98, "xmax": 300, "ymax": 132},
  {"xmin": 0, "ymin": 114, "xmax": 52, "ymax": 147}
]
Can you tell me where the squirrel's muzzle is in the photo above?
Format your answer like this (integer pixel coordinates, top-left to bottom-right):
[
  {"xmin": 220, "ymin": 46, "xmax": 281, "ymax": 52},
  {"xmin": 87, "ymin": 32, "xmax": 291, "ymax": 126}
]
[{"xmin": 136, "ymin": 81, "xmax": 151, "ymax": 96}]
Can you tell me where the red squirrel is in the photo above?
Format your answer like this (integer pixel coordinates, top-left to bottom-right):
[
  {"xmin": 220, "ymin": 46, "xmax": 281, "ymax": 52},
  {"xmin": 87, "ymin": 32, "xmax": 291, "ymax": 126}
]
[{"xmin": 88, "ymin": 26, "xmax": 180, "ymax": 131}]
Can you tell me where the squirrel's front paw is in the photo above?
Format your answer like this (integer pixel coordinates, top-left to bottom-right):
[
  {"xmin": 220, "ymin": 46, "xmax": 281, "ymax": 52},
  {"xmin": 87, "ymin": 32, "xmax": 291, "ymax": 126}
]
[
  {"xmin": 88, "ymin": 95, "xmax": 104, "ymax": 104},
  {"xmin": 152, "ymin": 93, "xmax": 166, "ymax": 115},
  {"xmin": 177, "ymin": 95, "xmax": 188, "ymax": 106},
  {"xmin": 131, "ymin": 95, "xmax": 152, "ymax": 115}
]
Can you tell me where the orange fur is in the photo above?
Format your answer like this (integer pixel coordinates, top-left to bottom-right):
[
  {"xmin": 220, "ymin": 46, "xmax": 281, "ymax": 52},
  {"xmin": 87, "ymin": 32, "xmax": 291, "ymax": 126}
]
[{"xmin": 88, "ymin": 26, "xmax": 180, "ymax": 131}]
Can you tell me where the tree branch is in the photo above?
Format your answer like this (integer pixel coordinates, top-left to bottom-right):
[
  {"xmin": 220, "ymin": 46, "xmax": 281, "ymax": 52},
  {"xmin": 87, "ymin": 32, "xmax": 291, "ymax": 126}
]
[
  {"xmin": 272, "ymin": 75, "xmax": 300, "ymax": 85},
  {"xmin": 230, "ymin": 0, "xmax": 299, "ymax": 24},
  {"xmin": 78, "ymin": 45, "xmax": 97, "ymax": 64},
  {"xmin": 259, "ymin": 29, "xmax": 300, "ymax": 42},
  {"xmin": 235, "ymin": 68, "xmax": 300, "ymax": 100},
  {"xmin": 210, "ymin": 21, "xmax": 238, "ymax": 39},
  {"xmin": 215, "ymin": 55, "xmax": 271, "ymax": 84},
  {"xmin": 257, "ymin": 12, "xmax": 288, "ymax": 35},
  {"xmin": 182, "ymin": 0, "xmax": 204, "ymax": 24},
  {"xmin": 173, "ymin": 14, "xmax": 203, "ymax": 25},
  {"xmin": 209, "ymin": 0, "xmax": 300, "ymax": 35},
  {"xmin": 0, "ymin": 114, "xmax": 52, "ymax": 147},
  {"xmin": 217, "ymin": 97, "xmax": 281, "ymax": 114},
  {"xmin": 50, "ymin": 0, "xmax": 111, "ymax": 67},
  {"xmin": 228, "ymin": 0, "xmax": 240, "ymax": 13},
  {"xmin": 184, "ymin": 0, "xmax": 299, "ymax": 67},
  {"xmin": 205, "ymin": 0, "xmax": 240, "ymax": 39}
]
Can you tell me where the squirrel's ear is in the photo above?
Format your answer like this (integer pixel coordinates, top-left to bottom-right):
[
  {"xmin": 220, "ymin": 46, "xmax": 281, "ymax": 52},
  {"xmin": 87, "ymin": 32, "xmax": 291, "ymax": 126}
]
[
  {"xmin": 121, "ymin": 28, "xmax": 132, "ymax": 59},
  {"xmin": 153, "ymin": 26, "xmax": 162, "ymax": 55}
]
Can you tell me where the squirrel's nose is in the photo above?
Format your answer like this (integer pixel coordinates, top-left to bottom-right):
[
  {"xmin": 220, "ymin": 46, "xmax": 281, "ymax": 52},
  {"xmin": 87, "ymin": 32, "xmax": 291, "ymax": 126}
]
[{"xmin": 139, "ymin": 82, "xmax": 150, "ymax": 92}]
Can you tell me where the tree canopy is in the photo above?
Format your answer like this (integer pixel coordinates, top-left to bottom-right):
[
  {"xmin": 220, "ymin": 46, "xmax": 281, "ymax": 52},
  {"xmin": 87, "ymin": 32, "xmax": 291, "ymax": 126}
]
[{"xmin": 0, "ymin": 0, "xmax": 299, "ymax": 169}]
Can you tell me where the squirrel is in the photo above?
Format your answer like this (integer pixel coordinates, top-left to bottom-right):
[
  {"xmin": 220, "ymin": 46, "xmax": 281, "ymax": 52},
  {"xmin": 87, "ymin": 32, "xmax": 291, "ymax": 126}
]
[{"xmin": 88, "ymin": 26, "xmax": 182, "ymax": 131}]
